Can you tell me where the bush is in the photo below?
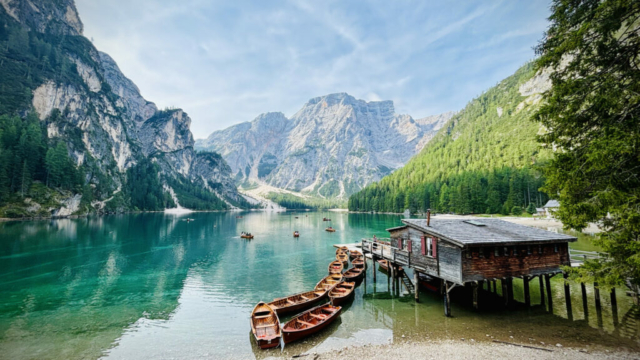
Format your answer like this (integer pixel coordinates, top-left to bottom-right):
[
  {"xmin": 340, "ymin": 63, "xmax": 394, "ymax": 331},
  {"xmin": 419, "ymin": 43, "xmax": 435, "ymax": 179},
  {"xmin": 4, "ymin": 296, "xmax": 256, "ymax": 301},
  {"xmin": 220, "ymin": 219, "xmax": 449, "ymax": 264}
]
[
  {"xmin": 526, "ymin": 203, "xmax": 536, "ymax": 215},
  {"xmin": 511, "ymin": 206, "xmax": 523, "ymax": 215}
]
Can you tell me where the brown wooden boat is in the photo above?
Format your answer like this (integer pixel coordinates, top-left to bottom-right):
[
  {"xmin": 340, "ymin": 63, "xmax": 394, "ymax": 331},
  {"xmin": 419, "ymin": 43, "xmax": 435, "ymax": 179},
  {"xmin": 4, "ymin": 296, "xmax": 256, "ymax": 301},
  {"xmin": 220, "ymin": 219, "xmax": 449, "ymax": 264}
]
[
  {"xmin": 241, "ymin": 233, "xmax": 254, "ymax": 239},
  {"xmin": 250, "ymin": 302, "xmax": 282, "ymax": 349},
  {"xmin": 352, "ymin": 257, "xmax": 366, "ymax": 269},
  {"xmin": 314, "ymin": 274, "xmax": 343, "ymax": 295},
  {"xmin": 343, "ymin": 267, "xmax": 364, "ymax": 282},
  {"xmin": 325, "ymin": 227, "xmax": 336, "ymax": 232},
  {"xmin": 377, "ymin": 259, "xmax": 403, "ymax": 275},
  {"xmin": 323, "ymin": 217, "xmax": 331, "ymax": 221},
  {"xmin": 349, "ymin": 250, "xmax": 363, "ymax": 259},
  {"xmin": 293, "ymin": 231, "xmax": 300, "ymax": 237},
  {"xmin": 267, "ymin": 290, "xmax": 325, "ymax": 316},
  {"xmin": 281, "ymin": 304, "xmax": 342, "ymax": 344},
  {"xmin": 336, "ymin": 252, "xmax": 348, "ymax": 266},
  {"xmin": 335, "ymin": 246, "xmax": 349, "ymax": 255},
  {"xmin": 329, "ymin": 281, "xmax": 356, "ymax": 306},
  {"xmin": 328, "ymin": 260, "xmax": 344, "ymax": 274}
]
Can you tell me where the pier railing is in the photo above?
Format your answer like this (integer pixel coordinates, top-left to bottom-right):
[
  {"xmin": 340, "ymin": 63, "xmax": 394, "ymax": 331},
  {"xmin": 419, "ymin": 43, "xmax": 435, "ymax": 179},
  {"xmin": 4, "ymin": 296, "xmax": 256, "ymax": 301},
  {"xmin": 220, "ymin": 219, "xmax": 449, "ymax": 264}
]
[
  {"xmin": 569, "ymin": 249, "xmax": 602, "ymax": 266},
  {"xmin": 361, "ymin": 238, "xmax": 411, "ymax": 267}
]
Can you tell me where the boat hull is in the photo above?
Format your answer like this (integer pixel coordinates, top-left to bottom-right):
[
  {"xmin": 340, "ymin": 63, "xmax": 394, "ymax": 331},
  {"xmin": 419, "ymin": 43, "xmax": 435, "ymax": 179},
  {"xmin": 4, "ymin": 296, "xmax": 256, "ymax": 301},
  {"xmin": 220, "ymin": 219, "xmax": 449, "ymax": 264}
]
[
  {"xmin": 255, "ymin": 337, "xmax": 281, "ymax": 349},
  {"xmin": 270, "ymin": 295, "xmax": 326, "ymax": 316},
  {"xmin": 282, "ymin": 306, "xmax": 341, "ymax": 344}
]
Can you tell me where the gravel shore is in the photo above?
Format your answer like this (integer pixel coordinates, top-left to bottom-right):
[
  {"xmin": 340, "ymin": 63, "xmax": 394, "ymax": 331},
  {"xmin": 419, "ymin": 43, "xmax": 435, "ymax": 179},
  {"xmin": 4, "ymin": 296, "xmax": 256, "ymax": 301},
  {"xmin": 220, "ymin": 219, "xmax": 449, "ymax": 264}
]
[{"xmin": 298, "ymin": 339, "xmax": 636, "ymax": 360}]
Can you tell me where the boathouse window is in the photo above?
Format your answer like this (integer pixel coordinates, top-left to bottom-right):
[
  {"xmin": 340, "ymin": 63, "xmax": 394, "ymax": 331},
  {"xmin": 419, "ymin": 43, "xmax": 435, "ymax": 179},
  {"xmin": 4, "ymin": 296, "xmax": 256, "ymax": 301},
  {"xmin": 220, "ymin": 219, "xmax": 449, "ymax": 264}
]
[
  {"xmin": 494, "ymin": 247, "xmax": 500, "ymax": 257},
  {"xmin": 504, "ymin": 246, "xmax": 509, "ymax": 256},
  {"xmin": 513, "ymin": 246, "xmax": 518, "ymax": 256},
  {"xmin": 539, "ymin": 244, "xmax": 543, "ymax": 254},
  {"xmin": 527, "ymin": 246, "xmax": 532, "ymax": 255},
  {"xmin": 426, "ymin": 237, "xmax": 433, "ymax": 257},
  {"xmin": 554, "ymin": 244, "xmax": 559, "ymax": 253},
  {"xmin": 465, "ymin": 250, "xmax": 471, "ymax": 259},
  {"xmin": 479, "ymin": 247, "xmax": 484, "ymax": 258}
]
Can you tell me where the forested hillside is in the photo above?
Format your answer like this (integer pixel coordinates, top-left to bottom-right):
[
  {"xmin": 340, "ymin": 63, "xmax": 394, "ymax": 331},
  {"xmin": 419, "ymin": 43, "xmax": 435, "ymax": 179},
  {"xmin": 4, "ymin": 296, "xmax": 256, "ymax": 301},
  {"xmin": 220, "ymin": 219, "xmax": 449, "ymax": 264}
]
[{"xmin": 348, "ymin": 62, "xmax": 551, "ymax": 214}]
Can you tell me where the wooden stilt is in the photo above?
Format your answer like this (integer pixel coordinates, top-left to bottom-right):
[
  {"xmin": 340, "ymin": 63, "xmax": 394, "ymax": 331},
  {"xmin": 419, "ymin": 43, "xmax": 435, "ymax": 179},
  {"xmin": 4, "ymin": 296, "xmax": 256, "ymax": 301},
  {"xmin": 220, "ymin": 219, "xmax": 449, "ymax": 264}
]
[
  {"xmin": 581, "ymin": 282, "xmax": 588, "ymax": 322},
  {"xmin": 472, "ymin": 282, "xmax": 479, "ymax": 310},
  {"xmin": 539, "ymin": 276, "xmax": 546, "ymax": 307},
  {"xmin": 507, "ymin": 278, "xmax": 514, "ymax": 305},
  {"xmin": 563, "ymin": 273, "xmax": 573, "ymax": 321},
  {"xmin": 389, "ymin": 263, "xmax": 393, "ymax": 295},
  {"xmin": 502, "ymin": 279, "xmax": 509, "ymax": 306},
  {"xmin": 372, "ymin": 256, "xmax": 377, "ymax": 282},
  {"xmin": 414, "ymin": 271, "xmax": 419, "ymax": 303},
  {"xmin": 444, "ymin": 281, "xmax": 452, "ymax": 317},
  {"xmin": 611, "ymin": 288, "xmax": 619, "ymax": 328},
  {"xmin": 524, "ymin": 276, "xmax": 531, "ymax": 307},
  {"xmin": 440, "ymin": 279, "xmax": 445, "ymax": 295},
  {"xmin": 545, "ymin": 274, "xmax": 553, "ymax": 312},
  {"xmin": 594, "ymin": 282, "xmax": 603, "ymax": 328}
]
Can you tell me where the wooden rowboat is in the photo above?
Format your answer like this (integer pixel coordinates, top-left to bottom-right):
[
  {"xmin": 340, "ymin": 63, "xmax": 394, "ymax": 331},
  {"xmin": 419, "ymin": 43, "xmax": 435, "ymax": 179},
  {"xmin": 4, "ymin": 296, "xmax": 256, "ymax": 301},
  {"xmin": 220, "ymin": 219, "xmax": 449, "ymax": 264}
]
[
  {"xmin": 377, "ymin": 260, "xmax": 403, "ymax": 276},
  {"xmin": 349, "ymin": 250, "xmax": 363, "ymax": 259},
  {"xmin": 343, "ymin": 267, "xmax": 364, "ymax": 282},
  {"xmin": 293, "ymin": 231, "xmax": 300, "ymax": 237},
  {"xmin": 335, "ymin": 246, "xmax": 349, "ymax": 255},
  {"xmin": 323, "ymin": 217, "xmax": 331, "ymax": 221},
  {"xmin": 250, "ymin": 302, "xmax": 282, "ymax": 349},
  {"xmin": 281, "ymin": 304, "xmax": 342, "ymax": 344},
  {"xmin": 328, "ymin": 260, "xmax": 344, "ymax": 274},
  {"xmin": 336, "ymin": 253, "xmax": 348, "ymax": 266},
  {"xmin": 314, "ymin": 274, "xmax": 343, "ymax": 295},
  {"xmin": 241, "ymin": 234, "xmax": 254, "ymax": 239},
  {"xmin": 325, "ymin": 227, "xmax": 336, "ymax": 232},
  {"xmin": 267, "ymin": 290, "xmax": 325, "ymax": 316},
  {"xmin": 352, "ymin": 257, "xmax": 366, "ymax": 269},
  {"xmin": 329, "ymin": 281, "xmax": 356, "ymax": 306}
]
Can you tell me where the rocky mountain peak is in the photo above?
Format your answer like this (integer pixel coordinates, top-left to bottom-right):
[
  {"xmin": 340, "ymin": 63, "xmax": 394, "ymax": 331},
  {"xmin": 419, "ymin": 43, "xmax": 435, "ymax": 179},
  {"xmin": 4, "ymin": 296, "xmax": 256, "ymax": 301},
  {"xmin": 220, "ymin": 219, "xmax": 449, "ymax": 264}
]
[{"xmin": 1, "ymin": 0, "xmax": 83, "ymax": 35}]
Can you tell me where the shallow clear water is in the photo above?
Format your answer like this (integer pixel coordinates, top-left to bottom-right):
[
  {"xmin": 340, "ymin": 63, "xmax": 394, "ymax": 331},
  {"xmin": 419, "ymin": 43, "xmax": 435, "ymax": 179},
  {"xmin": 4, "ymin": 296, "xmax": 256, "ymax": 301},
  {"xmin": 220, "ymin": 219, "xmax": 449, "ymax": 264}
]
[{"xmin": 0, "ymin": 212, "xmax": 637, "ymax": 359}]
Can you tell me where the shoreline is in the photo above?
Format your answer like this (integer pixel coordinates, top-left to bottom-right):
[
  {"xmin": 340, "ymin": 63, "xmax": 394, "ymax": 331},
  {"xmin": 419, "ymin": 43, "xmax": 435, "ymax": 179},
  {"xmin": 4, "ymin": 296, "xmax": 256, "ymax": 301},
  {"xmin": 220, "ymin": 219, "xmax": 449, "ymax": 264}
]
[{"xmin": 297, "ymin": 339, "xmax": 637, "ymax": 360}]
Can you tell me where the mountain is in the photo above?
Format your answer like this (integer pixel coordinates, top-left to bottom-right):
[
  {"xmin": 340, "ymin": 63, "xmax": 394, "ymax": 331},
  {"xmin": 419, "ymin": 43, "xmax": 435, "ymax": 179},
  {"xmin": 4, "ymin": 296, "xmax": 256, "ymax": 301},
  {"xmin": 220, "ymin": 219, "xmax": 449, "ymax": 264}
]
[
  {"xmin": 348, "ymin": 62, "xmax": 553, "ymax": 214},
  {"xmin": 196, "ymin": 93, "xmax": 455, "ymax": 199},
  {"xmin": 0, "ymin": 0, "xmax": 249, "ymax": 217}
]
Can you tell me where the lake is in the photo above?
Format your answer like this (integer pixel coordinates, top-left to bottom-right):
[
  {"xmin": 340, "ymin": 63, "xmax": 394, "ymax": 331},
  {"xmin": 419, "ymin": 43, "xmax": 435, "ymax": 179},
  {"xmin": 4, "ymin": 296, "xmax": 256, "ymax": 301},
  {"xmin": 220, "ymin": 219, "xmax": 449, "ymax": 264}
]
[{"xmin": 0, "ymin": 212, "xmax": 637, "ymax": 359}]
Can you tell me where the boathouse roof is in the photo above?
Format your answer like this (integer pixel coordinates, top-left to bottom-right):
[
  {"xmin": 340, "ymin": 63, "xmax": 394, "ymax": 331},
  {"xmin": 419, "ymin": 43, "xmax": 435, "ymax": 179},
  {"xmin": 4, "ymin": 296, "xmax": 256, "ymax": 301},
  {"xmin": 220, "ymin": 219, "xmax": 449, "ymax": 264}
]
[
  {"xmin": 543, "ymin": 200, "xmax": 560, "ymax": 208},
  {"xmin": 397, "ymin": 218, "xmax": 577, "ymax": 247}
]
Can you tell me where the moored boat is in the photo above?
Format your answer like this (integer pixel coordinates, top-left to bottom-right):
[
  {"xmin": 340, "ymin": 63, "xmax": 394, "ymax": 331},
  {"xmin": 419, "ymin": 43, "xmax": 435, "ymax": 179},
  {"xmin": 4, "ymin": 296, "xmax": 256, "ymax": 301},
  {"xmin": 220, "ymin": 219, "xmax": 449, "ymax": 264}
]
[
  {"xmin": 240, "ymin": 232, "xmax": 254, "ymax": 239},
  {"xmin": 314, "ymin": 274, "xmax": 343, "ymax": 296},
  {"xmin": 343, "ymin": 267, "xmax": 364, "ymax": 283},
  {"xmin": 352, "ymin": 257, "xmax": 366, "ymax": 269},
  {"xmin": 322, "ymin": 217, "xmax": 331, "ymax": 221},
  {"xmin": 336, "ymin": 252, "xmax": 348, "ymax": 266},
  {"xmin": 267, "ymin": 290, "xmax": 325, "ymax": 316},
  {"xmin": 325, "ymin": 227, "xmax": 336, "ymax": 232},
  {"xmin": 328, "ymin": 281, "xmax": 356, "ymax": 306},
  {"xmin": 250, "ymin": 302, "xmax": 282, "ymax": 349},
  {"xmin": 335, "ymin": 246, "xmax": 349, "ymax": 255},
  {"xmin": 328, "ymin": 260, "xmax": 344, "ymax": 274},
  {"xmin": 293, "ymin": 231, "xmax": 300, "ymax": 237},
  {"xmin": 377, "ymin": 260, "xmax": 403, "ymax": 276},
  {"xmin": 349, "ymin": 250, "xmax": 362, "ymax": 259},
  {"xmin": 281, "ymin": 304, "xmax": 342, "ymax": 344}
]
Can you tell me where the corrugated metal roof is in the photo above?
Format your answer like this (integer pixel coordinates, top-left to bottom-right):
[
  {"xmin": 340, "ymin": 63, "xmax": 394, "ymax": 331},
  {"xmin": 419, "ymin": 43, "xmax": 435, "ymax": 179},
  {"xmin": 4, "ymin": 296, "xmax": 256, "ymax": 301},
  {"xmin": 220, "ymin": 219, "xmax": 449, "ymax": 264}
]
[
  {"xmin": 543, "ymin": 200, "xmax": 560, "ymax": 208},
  {"xmin": 401, "ymin": 218, "xmax": 576, "ymax": 247}
]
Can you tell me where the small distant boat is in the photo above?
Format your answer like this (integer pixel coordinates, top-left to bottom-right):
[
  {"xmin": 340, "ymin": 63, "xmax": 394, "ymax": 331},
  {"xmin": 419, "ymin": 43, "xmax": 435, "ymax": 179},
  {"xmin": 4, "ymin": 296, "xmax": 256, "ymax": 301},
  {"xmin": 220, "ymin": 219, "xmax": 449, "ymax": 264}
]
[
  {"xmin": 352, "ymin": 257, "xmax": 366, "ymax": 269},
  {"xmin": 236, "ymin": 216, "xmax": 243, "ymax": 219},
  {"xmin": 293, "ymin": 231, "xmax": 300, "ymax": 237},
  {"xmin": 325, "ymin": 227, "xmax": 336, "ymax": 232},
  {"xmin": 281, "ymin": 304, "xmax": 342, "ymax": 344},
  {"xmin": 343, "ymin": 267, "xmax": 364, "ymax": 282},
  {"xmin": 336, "ymin": 253, "xmax": 348, "ymax": 266},
  {"xmin": 349, "ymin": 250, "xmax": 362, "ymax": 259},
  {"xmin": 295, "ymin": 216, "xmax": 299, "ymax": 219},
  {"xmin": 241, "ymin": 232, "xmax": 254, "ymax": 239},
  {"xmin": 377, "ymin": 260, "xmax": 403, "ymax": 275},
  {"xmin": 329, "ymin": 281, "xmax": 356, "ymax": 306},
  {"xmin": 183, "ymin": 218, "xmax": 195, "ymax": 222},
  {"xmin": 267, "ymin": 290, "xmax": 325, "ymax": 316},
  {"xmin": 314, "ymin": 274, "xmax": 343, "ymax": 295},
  {"xmin": 250, "ymin": 302, "xmax": 282, "ymax": 349},
  {"xmin": 322, "ymin": 217, "xmax": 331, "ymax": 221},
  {"xmin": 328, "ymin": 260, "xmax": 344, "ymax": 274},
  {"xmin": 336, "ymin": 246, "xmax": 349, "ymax": 254}
]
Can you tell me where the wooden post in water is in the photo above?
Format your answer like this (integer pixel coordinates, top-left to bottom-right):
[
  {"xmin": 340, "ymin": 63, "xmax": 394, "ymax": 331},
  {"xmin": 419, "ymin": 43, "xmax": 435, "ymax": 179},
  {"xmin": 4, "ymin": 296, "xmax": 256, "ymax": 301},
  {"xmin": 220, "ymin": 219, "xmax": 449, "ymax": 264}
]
[
  {"xmin": 444, "ymin": 281, "xmax": 452, "ymax": 317},
  {"xmin": 539, "ymin": 276, "xmax": 546, "ymax": 308},
  {"xmin": 563, "ymin": 272, "xmax": 573, "ymax": 321},
  {"xmin": 502, "ymin": 279, "xmax": 509, "ymax": 306},
  {"xmin": 492, "ymin": 280, "xmax": 497, "ymax": 294},
  {"xmin": 581, "ymin": 282, "xmax": 589, "ymax": 321},
  {"xmin": 389, "ymin": 263, "xmax": 393, "ymax": 295},
  {"xmin": 440, "ymin": 279, "xmax": 445, "ymax": 295},
  {"xmin": 611, "ymin": 288, "xmax": 619, "ymax": 328},
  {"xmin": 545, "ymin": 274, "xmax": 553, "ymax": 312},
  {"xmin": 507, "ymin": 278, "xmax": 514, "ymax": 306},
  {"xmin": 372, "ymin": 255, "xmax": 377, "ymax": 282},
  {"xmin": 594, "ymin": 282, "xmax": 603, "ymax": 328},
  {"xmin": 414, "ymin": 271, "xmax": 419, "ymax": 303},
  {"xmin": 472, "ymin": 282, "xmax": 479, "ymax": 310},
  {"xmin": 524, "ymin": 276, "xmax": 531, "ymax": 307}
]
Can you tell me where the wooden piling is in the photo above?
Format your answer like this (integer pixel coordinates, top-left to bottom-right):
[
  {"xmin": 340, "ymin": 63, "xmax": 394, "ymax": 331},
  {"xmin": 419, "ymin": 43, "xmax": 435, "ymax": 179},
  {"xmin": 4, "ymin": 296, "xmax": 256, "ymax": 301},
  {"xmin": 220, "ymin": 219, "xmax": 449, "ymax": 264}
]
[
  {"xmin": 372, "ymin": 256, "xmax": 377, "ymax": 282},
  {"xmin": 545, "ymin": 274, "xmax": 553, "ymax": 312},
  {"xmin": 472, "ymin": 282, "xmax": 479, "ymax": 310},
  {"xmin": 444, "ymin": 281, "xmax": 452, "ymax": 317},
  {"xmin": 414, "ymin": 271, "xmax": 419, "ymax": 303},
  {"xmin": 563, "ymin": 273, "xmax": 573, "ymax": 321},
  {"xmin": 539, "ymin": 276, "xmax": 546, "ymax": 307},
  {"xmin": 524, "ymin": 276, "xmax": 531, "ymax": 307},
  {"xmin": 502, "ymin": 279, "xmax": 509, "ymax": 306},
  {"xmin": 594, "ymin": 282, "xmax": 603, "ymax": 328},
  {"xmin": 611, "ymin": 288, "xmax": 619, "ymax": 327},
  {"xmin": 507, "ymin": 278, "xmax": 514, "ymax": 305},
  {"xmin": 581, "ymin": 282, "xmax": 588, "ymax": 321}
]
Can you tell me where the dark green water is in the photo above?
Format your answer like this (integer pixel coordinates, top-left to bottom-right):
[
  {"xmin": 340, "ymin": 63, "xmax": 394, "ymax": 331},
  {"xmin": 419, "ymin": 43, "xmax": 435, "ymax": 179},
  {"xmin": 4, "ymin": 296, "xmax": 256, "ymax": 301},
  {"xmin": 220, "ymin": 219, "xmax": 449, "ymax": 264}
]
[{"xmin": 0, "ymin": 212, "xmax": 637, "ymax": 359}]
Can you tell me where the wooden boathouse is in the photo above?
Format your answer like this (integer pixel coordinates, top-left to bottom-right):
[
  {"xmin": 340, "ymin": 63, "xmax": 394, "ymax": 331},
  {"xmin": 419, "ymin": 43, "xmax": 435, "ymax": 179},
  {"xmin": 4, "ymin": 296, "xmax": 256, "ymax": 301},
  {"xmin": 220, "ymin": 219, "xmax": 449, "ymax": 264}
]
[{"xmin": 361, "ymin": 212, "xmax": 578, "ymax": 316}]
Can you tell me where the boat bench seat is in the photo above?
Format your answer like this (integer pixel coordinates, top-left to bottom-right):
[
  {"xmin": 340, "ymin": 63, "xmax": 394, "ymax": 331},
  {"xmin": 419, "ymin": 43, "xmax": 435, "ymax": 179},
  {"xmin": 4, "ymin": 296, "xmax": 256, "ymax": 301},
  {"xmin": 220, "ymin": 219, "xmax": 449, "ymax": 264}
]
[
  {"xmin": 297, "ymin": 319, "xmax": 314, "ymax": 327},
  {"xmin": 254, "ymin": 315, "xmax": 272, "ymax": 319},
  {"xmin": 255, "ymin": 324, "xmax": 275, "ymax": 328},
  {"xmin": 309, "ymin": 313, "xmax": 327, "ymax": 319}
]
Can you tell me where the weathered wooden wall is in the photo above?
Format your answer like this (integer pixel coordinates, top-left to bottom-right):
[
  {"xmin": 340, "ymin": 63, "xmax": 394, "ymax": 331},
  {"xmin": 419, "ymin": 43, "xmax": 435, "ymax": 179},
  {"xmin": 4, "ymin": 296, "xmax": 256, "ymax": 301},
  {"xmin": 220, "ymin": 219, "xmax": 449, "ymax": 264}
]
[{"xmin": 461, "ymin": 243, "xmax": 570, "ymax": 282}]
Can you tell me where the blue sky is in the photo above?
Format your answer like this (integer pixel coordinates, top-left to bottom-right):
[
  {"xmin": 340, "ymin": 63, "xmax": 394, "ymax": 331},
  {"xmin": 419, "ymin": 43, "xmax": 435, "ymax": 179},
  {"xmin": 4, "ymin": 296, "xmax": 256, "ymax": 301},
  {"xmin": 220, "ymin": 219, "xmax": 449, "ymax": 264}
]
[{"xmin": 75, "ymin": 0, "xmax": 550, "ymax": 139}]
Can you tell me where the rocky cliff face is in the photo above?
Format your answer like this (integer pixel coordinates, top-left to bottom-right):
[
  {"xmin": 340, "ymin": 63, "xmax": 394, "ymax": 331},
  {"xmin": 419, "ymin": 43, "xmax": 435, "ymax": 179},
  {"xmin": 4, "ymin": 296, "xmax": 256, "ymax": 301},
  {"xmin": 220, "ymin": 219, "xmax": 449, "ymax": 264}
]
[
  {"xmin": 196, "ymin": 93, "xmax": 455, "ymax": 199},
  {"xmin": 4, "ymin": 0, "xmax": 243, "ymax": 211}
]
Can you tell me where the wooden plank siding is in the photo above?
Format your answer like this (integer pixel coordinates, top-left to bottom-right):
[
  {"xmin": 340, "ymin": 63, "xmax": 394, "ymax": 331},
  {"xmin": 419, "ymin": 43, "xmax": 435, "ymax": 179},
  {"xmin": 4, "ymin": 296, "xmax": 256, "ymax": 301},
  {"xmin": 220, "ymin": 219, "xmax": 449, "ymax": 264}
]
[{"xmin": 461, "ymin": 243, "xmax": 571, "ymax": 282}]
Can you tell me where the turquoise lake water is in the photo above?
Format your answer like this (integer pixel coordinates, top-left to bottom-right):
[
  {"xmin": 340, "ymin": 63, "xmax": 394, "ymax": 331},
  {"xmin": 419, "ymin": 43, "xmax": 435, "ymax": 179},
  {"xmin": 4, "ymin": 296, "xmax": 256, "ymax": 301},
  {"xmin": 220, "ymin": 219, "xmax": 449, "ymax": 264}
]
[{"xmin": 0, "ymin": 212, "xmax": 637, "ymax": 359}]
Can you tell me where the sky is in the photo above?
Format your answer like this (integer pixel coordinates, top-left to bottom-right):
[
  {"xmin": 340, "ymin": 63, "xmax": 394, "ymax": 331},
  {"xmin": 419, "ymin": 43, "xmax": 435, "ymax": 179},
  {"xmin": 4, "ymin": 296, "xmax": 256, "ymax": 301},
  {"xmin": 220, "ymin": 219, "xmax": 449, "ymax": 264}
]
[{"xmin": 75, "ymin": 0, "xmax": 551, "ymax": 139}]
